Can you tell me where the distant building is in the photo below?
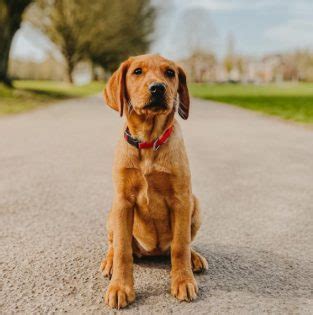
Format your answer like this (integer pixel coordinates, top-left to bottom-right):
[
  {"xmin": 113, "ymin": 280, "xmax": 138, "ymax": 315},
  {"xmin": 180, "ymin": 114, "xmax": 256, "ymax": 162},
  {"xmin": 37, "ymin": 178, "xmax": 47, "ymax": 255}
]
[{"xmin": 181, "ymin": 50, "xmax": 313, "ymax": 84}]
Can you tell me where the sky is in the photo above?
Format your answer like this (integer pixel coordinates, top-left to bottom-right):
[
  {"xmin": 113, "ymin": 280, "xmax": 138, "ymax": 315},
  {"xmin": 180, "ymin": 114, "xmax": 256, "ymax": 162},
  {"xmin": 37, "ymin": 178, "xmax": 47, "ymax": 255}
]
[{"xmin": 11, "ymin": 0, "xmax": 313, "ymax": 62}]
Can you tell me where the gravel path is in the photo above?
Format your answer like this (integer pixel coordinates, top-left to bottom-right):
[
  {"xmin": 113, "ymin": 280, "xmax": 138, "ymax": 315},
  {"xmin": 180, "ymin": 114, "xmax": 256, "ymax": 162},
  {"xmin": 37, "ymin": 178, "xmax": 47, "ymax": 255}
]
[{"xmin": 1, "ymin": 95, "xmax": 313, "ymax": 314}]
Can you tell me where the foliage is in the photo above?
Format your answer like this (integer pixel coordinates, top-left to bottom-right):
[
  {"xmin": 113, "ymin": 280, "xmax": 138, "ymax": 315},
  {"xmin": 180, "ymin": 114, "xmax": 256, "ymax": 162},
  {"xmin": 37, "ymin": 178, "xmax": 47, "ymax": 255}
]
[
  {"xmin": 88, "ymin": 0, "xmax": 155, "ymax": 72},
  {"xmin": 29, "ymin": 0, "xmax": 155, "ymax": 80},
  {"xmin": 190, "ymin": 83, "xmax": 313, "ymax": 124},
  {"xmin": 271, "ymin": 50, "xmax": 313, "ymax": 82},
  {"xmin": 223, "ymin": 55, "xmax": 246, "ymax": 75},
  {"xmin": 0, "ymin": 80, "xmax": 102, "ymax": 115},
  {"xmin": 29, "ymin": 0, "xmax": 90, "ymax": 83}
]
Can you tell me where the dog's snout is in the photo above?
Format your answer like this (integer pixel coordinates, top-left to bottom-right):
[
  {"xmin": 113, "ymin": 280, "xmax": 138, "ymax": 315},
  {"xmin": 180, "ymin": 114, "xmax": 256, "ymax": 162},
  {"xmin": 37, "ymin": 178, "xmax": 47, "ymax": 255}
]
[{"xmin": 149, "ymin": 82, "xmax": 166, "ymax": 96}]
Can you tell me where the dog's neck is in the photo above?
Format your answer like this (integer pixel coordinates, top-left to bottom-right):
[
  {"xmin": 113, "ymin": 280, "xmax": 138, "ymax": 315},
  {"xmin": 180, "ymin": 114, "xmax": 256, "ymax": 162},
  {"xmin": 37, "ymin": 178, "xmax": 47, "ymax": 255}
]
[{"xmin": 126, "ymin": 109, "xmax": 175, "ymax": 143}]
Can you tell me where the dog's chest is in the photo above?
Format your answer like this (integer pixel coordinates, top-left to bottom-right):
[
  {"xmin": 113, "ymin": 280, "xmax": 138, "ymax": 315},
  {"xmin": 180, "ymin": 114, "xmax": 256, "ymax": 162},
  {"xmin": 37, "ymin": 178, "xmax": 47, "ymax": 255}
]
[
  {"xmin": 134, "ymin": 169, "xmax": 173, "ymax": 253},
  {"xmin": 136, "ymin": 167, "xmax": 173, "ymax": 219}
]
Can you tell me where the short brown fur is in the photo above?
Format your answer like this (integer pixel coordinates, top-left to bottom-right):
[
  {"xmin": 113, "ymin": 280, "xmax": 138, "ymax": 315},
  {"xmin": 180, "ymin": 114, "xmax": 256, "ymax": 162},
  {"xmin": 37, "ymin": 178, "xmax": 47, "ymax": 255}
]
[{"xmin": 101, "ymin": 54, "xmax": 208, "ymax": 309}]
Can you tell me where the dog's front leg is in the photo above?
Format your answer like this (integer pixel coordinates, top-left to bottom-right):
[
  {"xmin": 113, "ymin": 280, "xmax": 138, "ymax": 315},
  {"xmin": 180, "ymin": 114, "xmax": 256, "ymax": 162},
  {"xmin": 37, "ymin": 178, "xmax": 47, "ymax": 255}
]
[
  {"xmin": 170, "ymin": 196, "xmax": 198, "ymax": 301},
  {"xmin": 104, "ymin": 197, "xmax": 135, "ymax": 309}
]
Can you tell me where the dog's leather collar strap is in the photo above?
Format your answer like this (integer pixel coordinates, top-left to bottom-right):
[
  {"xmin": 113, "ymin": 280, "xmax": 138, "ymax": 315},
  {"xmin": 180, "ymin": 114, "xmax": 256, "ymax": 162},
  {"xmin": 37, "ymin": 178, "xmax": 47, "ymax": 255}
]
[{"xmin": 124, "ymin": 125, "xmax": 174, "ymax": 150}]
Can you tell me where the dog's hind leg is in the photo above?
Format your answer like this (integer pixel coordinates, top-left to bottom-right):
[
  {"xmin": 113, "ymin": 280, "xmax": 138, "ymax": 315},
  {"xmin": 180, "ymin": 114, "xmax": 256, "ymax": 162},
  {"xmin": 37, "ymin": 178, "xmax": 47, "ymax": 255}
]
[
  {"xmin": 100, "ymin": 210, "xmax": 114, "ymax": 278},
  {"xmin": 191, "ymin": 249, "xmax": 208, "ymax": 273},
  {"xmin": 191, "ymin": 195, "xmax": 208, "ymax": 273},
  {"xmin": 100, "ymin": 230, "xmax": 114, "ymax": 278}
]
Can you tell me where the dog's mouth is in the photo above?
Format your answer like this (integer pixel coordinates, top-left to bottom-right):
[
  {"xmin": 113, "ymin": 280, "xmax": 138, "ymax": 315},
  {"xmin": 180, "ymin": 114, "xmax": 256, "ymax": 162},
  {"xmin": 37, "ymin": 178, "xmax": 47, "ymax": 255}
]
[{"xmin": 143, "ymin": 97, "xmax": 168, "ymax": 112}]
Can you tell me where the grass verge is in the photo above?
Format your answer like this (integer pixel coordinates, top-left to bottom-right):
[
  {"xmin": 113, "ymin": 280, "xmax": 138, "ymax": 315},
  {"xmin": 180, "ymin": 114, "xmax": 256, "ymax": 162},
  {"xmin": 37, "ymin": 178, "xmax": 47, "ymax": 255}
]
[
  {"xmin": 189, "ymin": 83, "xmax": 313, "ymax": 124},
  {"xmin": 0, "ymin": 80, "xmax": 103, "ymax": 115}
]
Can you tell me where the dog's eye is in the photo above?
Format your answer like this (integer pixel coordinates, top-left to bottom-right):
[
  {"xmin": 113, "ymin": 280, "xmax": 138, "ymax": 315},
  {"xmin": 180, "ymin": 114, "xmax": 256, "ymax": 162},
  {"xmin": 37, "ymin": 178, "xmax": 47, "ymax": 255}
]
[
  {"xmin": 165, "ymin": 69, "xmax": 175, "ymax": 77},
  {"xmin": 133, "ymin": 68, "xmax": 142, "ymax": 75}
]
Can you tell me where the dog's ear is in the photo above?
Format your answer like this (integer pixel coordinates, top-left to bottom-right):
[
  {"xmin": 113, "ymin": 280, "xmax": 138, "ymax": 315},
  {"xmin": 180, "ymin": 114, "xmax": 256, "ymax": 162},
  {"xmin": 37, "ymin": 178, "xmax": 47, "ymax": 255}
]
[
  {"xmin": 103, "ymin": 60, "xmax": 130, "ymax": 116},
  {"xmin": 177, "ymin": 66, "xmax": 190, "ymax": 120}
]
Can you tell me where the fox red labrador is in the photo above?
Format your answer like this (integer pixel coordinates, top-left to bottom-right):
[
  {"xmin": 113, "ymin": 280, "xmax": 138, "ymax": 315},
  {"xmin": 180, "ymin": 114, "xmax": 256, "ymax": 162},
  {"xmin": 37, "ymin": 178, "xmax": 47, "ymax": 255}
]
[{"xmin": 100, "ymin": 54, "xmax": 208, "ymax": 309}]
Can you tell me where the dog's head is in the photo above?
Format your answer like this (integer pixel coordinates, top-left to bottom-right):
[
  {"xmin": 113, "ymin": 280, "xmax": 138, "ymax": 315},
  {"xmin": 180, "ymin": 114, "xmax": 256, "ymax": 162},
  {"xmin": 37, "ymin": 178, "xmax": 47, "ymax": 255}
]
[{"xmin": 104, "ymin": 54, "xmax": 190, "ymax": 120}]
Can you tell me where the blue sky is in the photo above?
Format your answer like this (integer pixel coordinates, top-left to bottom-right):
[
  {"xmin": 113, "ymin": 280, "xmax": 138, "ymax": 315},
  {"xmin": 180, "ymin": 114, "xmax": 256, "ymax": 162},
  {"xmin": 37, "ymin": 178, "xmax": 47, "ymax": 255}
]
[
  {"xmin": 12, "ymin": 0, "xmax": 313, "ymax": 62},
  {"xmin": 151, "ymin": 0, "xmax": 313, "ymax": 59}
]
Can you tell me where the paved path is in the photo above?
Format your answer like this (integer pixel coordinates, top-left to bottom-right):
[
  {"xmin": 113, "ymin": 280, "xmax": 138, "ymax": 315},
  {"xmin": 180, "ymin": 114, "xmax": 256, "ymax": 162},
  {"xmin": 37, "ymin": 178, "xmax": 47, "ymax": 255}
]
[{"xmin": 1, "ymin": 96, "xmax": 313, "ymax": 314}]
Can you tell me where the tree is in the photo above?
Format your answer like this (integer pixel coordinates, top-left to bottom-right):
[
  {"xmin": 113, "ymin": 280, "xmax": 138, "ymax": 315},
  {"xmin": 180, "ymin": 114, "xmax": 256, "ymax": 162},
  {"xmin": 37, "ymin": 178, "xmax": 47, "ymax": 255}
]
[
  {"xmin": 223, "ymin": 33, "xmax": 235, "ymax": 75},
  {"xmin": 182, "ymin": 50, "xmax": 216, "ymax": 82},
  {"xmin": 158, "ymin": 6, "xmax": 217, "ymax": 61},
  {"xmin": 30, "ymin": 0, "xmax": 89, "ymax": 83},
  {"xmin": 30, "ymin": 0, "xmax": 155, "ymax": 82},
  {"xmin": 0, "ymin": 0, "xmax": 33, "ymax": 86},
  {"xmin": 87, "ymin": 0, "xmax": 155, "ymax": 72}
]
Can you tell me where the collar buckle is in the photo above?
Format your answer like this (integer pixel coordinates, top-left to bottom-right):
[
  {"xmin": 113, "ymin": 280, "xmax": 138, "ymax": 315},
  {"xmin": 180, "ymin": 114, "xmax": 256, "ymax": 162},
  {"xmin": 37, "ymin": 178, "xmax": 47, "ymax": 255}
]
[{"xmin": 153, "ymin": 139, "xmax": 160, "ymax": 151}]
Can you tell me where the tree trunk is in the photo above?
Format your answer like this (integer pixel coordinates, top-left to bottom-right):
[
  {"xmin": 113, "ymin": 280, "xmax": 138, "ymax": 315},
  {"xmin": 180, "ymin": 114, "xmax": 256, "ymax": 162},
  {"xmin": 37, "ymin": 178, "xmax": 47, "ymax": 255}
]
[
  {"xmin": 0, "ymin": 21, "xmax": 16, "ymax": 86},
  {"xmin": 0, "ymin": 1, "xmax": 32, "ymax": 86},
  {"xmin": 67, "ymin": 69, "xmax": 74, "ymax": 84},
  {"xmin": 66, "ymin": 60, "xmax": 74, "ymax": 84},
  {"xmin": 91, "ymin": 63, "xmax": 98, "ymax": 81}
]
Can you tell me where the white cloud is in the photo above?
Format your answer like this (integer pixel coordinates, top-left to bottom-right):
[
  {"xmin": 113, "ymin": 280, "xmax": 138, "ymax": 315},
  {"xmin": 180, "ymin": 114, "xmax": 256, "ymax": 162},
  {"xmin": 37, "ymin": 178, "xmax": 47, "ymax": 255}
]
[
  {"xmin": 288, "ymin": 0, "xmax": 313, "ymax": 17},
  {"xmin": 180, "ymin": 0, "xmax": 295, "ymax": 11},
  {"xmin": 179, "ymin": 0, "xmax": 238, "ymax": 11},
  {"xmin": 264, "ymin": 19, "xmax": 313, "ymax": 50}
]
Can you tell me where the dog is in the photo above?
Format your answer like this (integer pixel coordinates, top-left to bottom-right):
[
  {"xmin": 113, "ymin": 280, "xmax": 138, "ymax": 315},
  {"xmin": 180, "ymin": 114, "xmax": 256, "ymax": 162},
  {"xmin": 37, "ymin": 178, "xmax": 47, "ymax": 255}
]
[{"xmin": 100, "ymin": 54, "xmax": 208, "ymax": 309}]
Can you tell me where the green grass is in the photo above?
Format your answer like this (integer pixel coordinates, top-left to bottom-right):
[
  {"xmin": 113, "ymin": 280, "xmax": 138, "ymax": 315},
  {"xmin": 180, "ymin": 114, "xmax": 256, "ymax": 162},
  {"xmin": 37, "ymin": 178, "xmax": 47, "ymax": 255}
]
[
  {"xmin": 190, "ymin": 82, "xmax": 313, "ymax": 124},
  {"xmin": 0, "ymin": 80, "xmax": 103, "ymax": 115}
]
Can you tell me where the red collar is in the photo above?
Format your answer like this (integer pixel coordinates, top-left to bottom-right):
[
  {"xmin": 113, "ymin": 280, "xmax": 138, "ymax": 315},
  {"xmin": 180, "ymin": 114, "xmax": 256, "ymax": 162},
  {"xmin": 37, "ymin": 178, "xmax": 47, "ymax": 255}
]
[{"xmin": 124, "ymin": 125, "xmax": 174, "ymax": 150}]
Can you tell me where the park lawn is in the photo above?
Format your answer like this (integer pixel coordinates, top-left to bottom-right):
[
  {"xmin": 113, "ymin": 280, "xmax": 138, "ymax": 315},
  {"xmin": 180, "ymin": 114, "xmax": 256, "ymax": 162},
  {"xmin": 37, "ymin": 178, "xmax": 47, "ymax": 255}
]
[
  {"xmin": 190, "ymin": 83, "xmax": 313, "ymax": 124},
  {"xmin": 0, "ymin": 80, "xmax": 103, "ymax": 115}
]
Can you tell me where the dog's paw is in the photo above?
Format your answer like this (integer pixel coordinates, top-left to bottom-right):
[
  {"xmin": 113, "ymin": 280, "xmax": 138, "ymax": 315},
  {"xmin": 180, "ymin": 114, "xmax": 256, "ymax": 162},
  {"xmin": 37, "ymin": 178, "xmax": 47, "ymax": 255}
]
[
  {"xmin": 99, "ymin": 254, "xmax": 113, "ymax": 278},
  {"xmin": 104, "ymin": 282, "xmax": 135, "ymax": 309},
  {"xmin": 191, "ymin": 250, "xmax": 208, "ymax": 273},
  {"xmin": 171, "ymin": 275, "xmax": 198, "ymax": 302}
]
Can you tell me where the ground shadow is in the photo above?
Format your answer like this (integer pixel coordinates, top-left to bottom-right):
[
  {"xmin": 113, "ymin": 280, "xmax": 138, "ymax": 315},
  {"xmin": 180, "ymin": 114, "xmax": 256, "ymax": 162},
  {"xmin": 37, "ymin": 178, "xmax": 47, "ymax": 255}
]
[
  {"xmin": 195, "ymin": 243, "xmax": 313, "ymax": 299},
  {"xmin": 21, "ymin": 88, "xmax": 69, "ymax": 99},
  {"xmin": 132, "ymin": 243, "xmax": 313, "ymax": 299},
  {"xmin": 134, "ymin": 254, "xmax": 171, "ymax": 270}
]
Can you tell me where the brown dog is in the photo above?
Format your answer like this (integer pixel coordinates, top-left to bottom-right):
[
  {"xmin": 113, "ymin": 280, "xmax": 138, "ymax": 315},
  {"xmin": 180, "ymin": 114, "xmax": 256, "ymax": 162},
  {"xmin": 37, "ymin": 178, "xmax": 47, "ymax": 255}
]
[{"xmin": 100, "ymin": 54, "xmax": 208, "ymax": 309}]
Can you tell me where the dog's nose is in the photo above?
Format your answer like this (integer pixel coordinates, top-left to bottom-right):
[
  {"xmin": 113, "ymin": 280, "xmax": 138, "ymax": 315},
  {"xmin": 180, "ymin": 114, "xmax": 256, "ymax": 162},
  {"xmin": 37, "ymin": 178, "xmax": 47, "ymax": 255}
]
[{"xmin": 149, "ymin": 82, "xmax": 166, "ymax": 96}]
